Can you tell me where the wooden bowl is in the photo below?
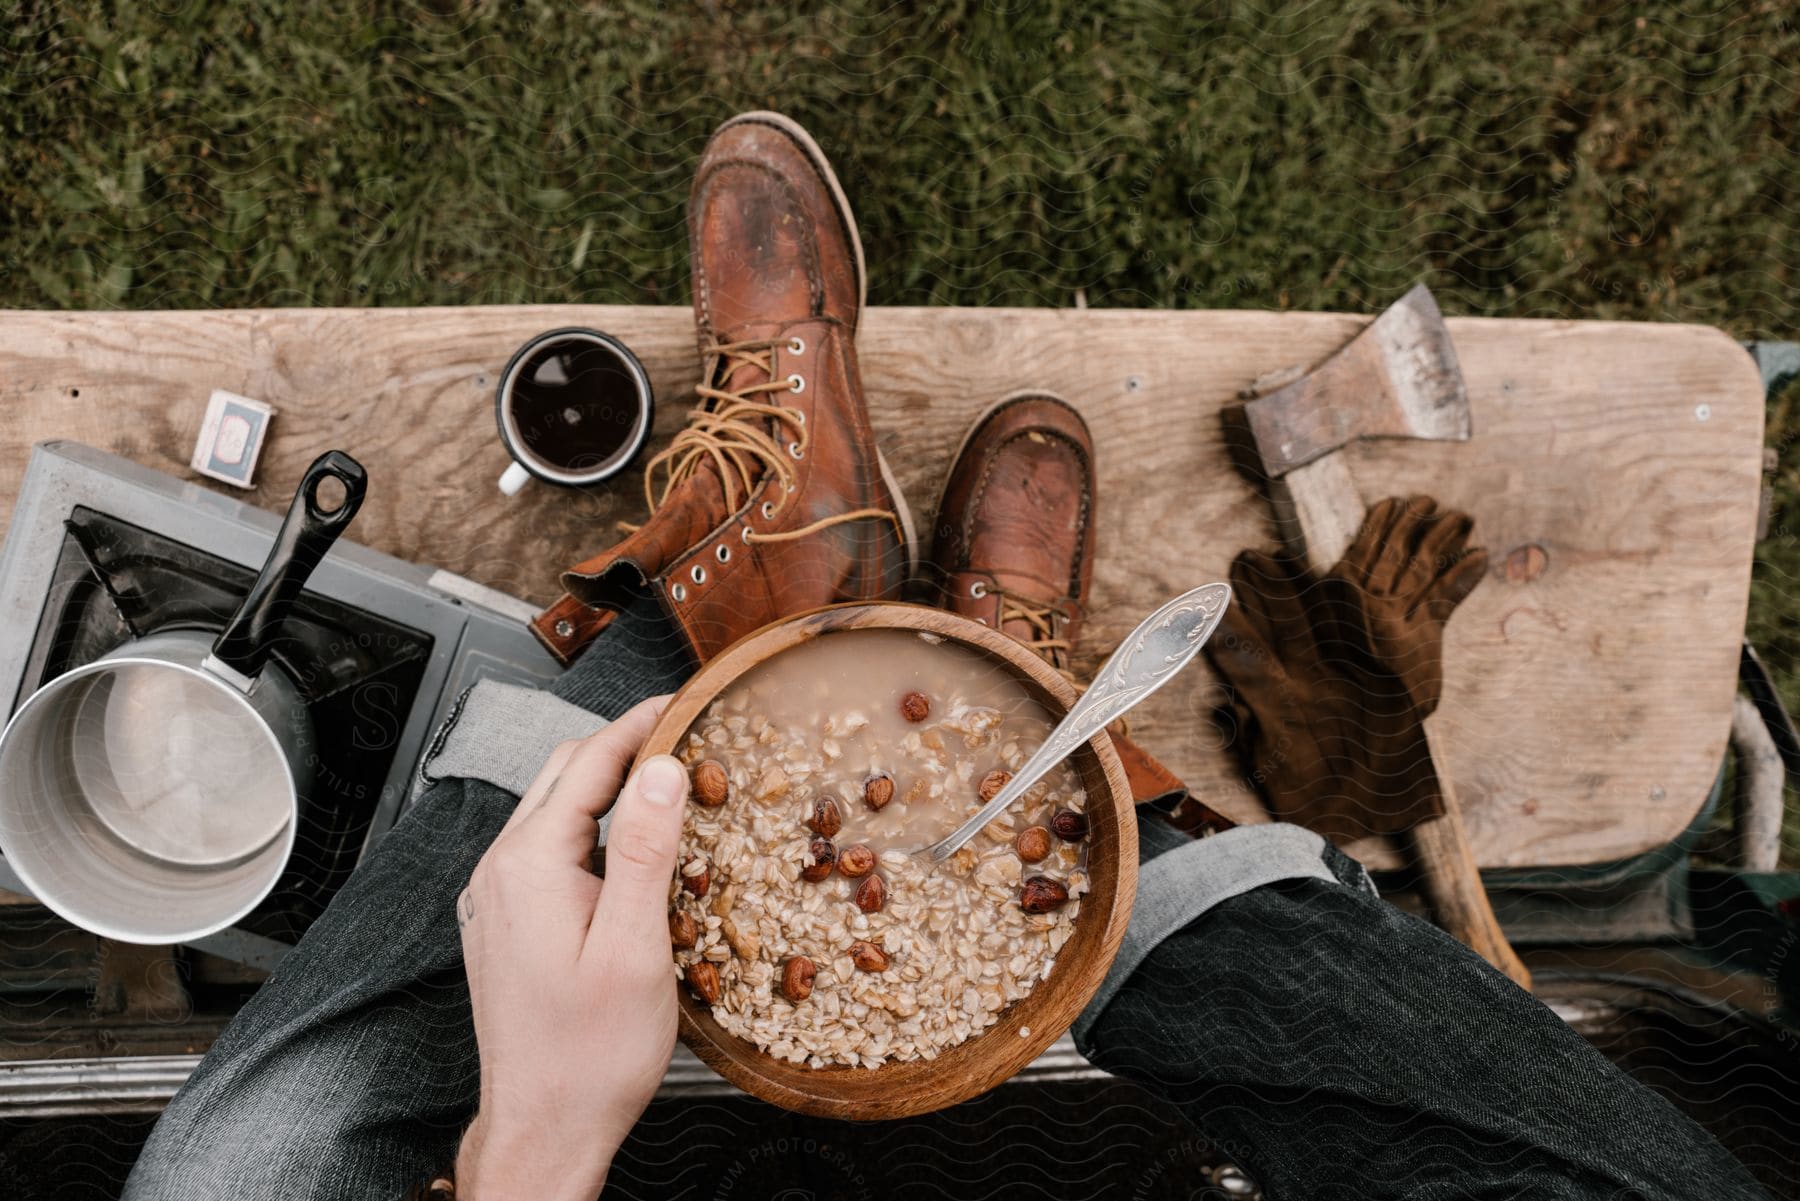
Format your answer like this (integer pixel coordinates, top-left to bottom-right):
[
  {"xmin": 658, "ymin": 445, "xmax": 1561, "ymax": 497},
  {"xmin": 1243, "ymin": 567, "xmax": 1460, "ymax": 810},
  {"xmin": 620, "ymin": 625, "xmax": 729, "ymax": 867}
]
[{"xmin": 642, "ymin": 601, "xmax": 1136, "ymax": 1120}]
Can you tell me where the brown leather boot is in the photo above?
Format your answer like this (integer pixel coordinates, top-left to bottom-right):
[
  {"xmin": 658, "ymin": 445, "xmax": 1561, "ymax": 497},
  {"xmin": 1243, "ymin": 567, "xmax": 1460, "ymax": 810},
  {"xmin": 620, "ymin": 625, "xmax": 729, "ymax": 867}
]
[
  {"xmin": 926, "ymin": 392, "xmax": 1097, "ymax": 665},
  {"xmin": 532, "ymin": 111, "xmax": 916, "ymax": 663},
  {"xmin": 928, "ymin": 393, "xmax": 1235, "ymax": 835}
]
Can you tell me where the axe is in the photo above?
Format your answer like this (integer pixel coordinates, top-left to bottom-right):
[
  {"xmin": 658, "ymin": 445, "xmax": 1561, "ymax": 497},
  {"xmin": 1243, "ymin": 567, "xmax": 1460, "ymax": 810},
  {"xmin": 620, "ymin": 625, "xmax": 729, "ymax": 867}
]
[{"xmin": 1224, "ymin": 284, "xmax": 1531, "ymax": 989}]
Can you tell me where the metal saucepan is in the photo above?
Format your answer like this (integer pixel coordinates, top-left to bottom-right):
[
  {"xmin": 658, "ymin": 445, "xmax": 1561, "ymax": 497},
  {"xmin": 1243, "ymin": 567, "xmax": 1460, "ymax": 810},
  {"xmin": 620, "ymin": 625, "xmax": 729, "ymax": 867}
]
[{"xmin": 0, "ymin": 451, "xmax": 367, "ymax": 944}]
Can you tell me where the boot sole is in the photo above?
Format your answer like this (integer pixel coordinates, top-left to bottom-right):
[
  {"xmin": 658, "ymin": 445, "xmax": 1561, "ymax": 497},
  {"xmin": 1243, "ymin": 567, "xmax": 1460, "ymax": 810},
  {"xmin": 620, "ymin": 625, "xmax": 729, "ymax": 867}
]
[{"xmin": 717, "ymin": 110, "xmax": 867, "ymax": 319}]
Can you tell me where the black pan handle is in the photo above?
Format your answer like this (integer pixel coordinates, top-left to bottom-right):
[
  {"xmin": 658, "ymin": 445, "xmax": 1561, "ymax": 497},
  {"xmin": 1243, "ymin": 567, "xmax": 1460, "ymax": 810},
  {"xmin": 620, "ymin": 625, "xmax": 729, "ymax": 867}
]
[{"xmin": 209, "ymin": 451, "xmax": 368, "ymax": 681}]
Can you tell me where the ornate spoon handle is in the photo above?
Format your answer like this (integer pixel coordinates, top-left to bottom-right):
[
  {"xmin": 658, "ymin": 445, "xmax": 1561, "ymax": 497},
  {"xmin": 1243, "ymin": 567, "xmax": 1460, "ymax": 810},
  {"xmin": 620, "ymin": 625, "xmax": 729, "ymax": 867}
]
[{"xmin": 915, "ymin": 581, "xmax": 1232, "ymax": 865}]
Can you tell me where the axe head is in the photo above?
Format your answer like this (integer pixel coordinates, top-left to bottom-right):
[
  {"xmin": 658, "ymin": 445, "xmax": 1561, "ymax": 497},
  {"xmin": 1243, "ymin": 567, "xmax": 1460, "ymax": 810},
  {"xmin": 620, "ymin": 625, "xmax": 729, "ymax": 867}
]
[{"xmin": 1231, "ymin": 283, "xmax": 1470, "ymax": 479}]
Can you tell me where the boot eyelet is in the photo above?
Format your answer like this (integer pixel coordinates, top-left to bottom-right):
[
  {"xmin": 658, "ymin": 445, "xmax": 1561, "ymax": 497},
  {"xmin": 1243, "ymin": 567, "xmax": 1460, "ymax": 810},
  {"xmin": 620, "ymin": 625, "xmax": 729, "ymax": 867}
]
[
  {"xmin": 671, "ymin": 583, "xmax": 688, "ymax": 603},
  {"xmin": 787, "ymin": 442, "xmax": 805, "ymax": 460},
  {"xmin": 788, "ymin": 336, "xmax": 805, "ymax": 355},
  {"xmin": 787, "ymin": 373, "xmax": 806, "ymax": 394},
  {"xmin": 691, "ymin": 565, "xmax": 707, "ymax": 584},
  {"xmin": 716, "ymin": 545, "xmax": 731, "ymax": 564},
  {"xmin": 761, "ymin": 501, "xmax": 776, "ymax": 519},
  {"xmin": 970, "ymin": 582, "xmax": 989, "ymax": 598},
  {"xmin": 741, "ymin": 524, "xmax": 753, "ymax": 542},
  {"xmin": 790, "ymin": 410, "xmax": 806, "ymax": 425}
]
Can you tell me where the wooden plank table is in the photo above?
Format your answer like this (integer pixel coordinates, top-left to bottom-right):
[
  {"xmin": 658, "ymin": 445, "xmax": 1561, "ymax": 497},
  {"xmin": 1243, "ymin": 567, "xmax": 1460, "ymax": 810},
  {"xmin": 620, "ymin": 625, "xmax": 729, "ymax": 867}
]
[{"xmin": 0, "ymin": 305, "xmax": 1765, "ymax": 869}]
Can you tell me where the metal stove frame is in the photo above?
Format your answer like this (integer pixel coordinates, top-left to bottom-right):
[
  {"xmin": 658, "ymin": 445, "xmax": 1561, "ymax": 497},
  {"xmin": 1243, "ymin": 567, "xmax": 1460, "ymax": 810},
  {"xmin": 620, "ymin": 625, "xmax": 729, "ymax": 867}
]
[{"xmin": 0, "ymin": 441, "xmax": 565, "ymax": 968}]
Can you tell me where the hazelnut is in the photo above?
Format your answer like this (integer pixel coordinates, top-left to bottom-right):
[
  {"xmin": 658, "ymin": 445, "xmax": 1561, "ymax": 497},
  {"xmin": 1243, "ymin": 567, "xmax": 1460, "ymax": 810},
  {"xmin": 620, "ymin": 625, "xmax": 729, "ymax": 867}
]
[
  {"xmin": 800, "ymin": 835, "xmax": 837, "ymax": 882},
  {"xmin": 900, "ymin": 691, "xmax": 930, "ymax": 723},
  {"xmin": 685, "ymin": 961, "xmax": 721, "ymax": 1005},
  {"xmin": 855, "ymin": 873, "xmax": 888, "ymax": 913},
  {"xmin": 1020, "ymin": 875, "xmax": 1070, "ymax": 914},
  {"xmin": 1051, "ymin": 808, "xmax": 1090, "ymax": 841},
  {"xmin": 807, "ymin": 796, "xmax": 843, "ymax": 838},
  {"xmin": 863, "ymin": 773, "xmax": 895, "ymax": 811},
  {"xmin": 781, "ymin": 956, "xmax": 817, "ymax": 1003},
  {"xmin": 669, "ymin": 910, "xmax": 698, "ymax": 950},
  {"xmin": 978, "ymin": 769, "xmax": 1012, "ymax": 803},
  {"xmin": 848, "ymin": 940, "xmax": 890, "ymax": 972},
  {"xmin": 680, "ymin": 859, "xmax": 710, "ymax": 898},
  {"xmin": 837, "ymin": 842, "xmax": 877, "ymax": 878},
  {"xmin": 691, "ymin": 759, "xmax": 729, "ymax": 807},
  {"xmin": 1015, "ymin": 825, "xmax": 1053, "ymax": 863}
]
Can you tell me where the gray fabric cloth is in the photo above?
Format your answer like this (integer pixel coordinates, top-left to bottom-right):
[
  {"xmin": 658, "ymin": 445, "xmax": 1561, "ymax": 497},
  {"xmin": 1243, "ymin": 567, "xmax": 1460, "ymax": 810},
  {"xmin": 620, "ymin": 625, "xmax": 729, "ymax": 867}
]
[
  {"xmin": 413, "ymin": 585, "xmax": 691, "ymax": 847},
  {"xmin": 1074, "ymin": 821, "xmax": 1344, "ymax": 1042},
  {"xmin": 421, "ymin": 680, "xmax": 610, "ymax": 795}
]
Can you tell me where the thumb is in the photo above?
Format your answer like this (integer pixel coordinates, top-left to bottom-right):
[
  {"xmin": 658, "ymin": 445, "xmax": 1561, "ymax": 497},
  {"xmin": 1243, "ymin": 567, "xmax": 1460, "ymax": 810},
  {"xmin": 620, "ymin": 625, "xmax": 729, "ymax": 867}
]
[{"xmin": 590, "ymin": 754, "xmax": 688, "ymax": 943}]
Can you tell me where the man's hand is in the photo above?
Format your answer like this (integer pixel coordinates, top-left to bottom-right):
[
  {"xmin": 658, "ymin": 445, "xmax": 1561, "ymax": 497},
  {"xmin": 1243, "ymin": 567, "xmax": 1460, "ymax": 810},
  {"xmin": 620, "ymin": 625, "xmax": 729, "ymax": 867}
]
[{"xmin": 453, "ymin": 696, "xmax": 684, "ymax": 1201}]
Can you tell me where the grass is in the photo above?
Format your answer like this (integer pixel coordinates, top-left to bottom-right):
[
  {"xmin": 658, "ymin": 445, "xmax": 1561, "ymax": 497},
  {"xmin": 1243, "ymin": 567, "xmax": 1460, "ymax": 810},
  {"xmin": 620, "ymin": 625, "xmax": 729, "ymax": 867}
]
[{"xmin": 3, "ymin": 0, "xmax": 1799, "ymax": 859}]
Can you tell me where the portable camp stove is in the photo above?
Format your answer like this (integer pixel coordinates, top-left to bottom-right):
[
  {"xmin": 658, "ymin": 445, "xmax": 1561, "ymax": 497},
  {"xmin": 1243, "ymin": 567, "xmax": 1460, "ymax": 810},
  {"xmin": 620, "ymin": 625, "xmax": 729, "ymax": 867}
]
[{"xmin": 0, "ymin": 441, "xmax": 564, "ymax": 969}]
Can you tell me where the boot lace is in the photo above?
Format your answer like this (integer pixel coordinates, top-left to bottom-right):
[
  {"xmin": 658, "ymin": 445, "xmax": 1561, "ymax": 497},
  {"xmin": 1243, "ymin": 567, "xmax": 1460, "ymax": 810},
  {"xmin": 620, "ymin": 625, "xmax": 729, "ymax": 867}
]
[
  {"xmin": 977, "ymin": 579, "xmax": 1129, "ymax": 736},
  {"xmin": 633, "ymin": 338, "xmax": 901, "ymax": 545},
  {"xmin": 977, "ymin": 580, "xmax": 1075, "ymax": 674}
]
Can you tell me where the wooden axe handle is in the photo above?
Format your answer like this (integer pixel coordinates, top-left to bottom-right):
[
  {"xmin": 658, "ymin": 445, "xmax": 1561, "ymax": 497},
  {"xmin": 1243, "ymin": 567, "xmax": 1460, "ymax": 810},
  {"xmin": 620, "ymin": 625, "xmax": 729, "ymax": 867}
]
[
  {"xmin": 1275, "ymin": 457, "xmax": 1532, "ymax": 990},
  {"xmin": 1415, "ymin": 728, "xmax": 1532, "ymax": 988},
  {"xmin": 1272, "ymin": 454, "xmax": 1366, "ymax": 576}
]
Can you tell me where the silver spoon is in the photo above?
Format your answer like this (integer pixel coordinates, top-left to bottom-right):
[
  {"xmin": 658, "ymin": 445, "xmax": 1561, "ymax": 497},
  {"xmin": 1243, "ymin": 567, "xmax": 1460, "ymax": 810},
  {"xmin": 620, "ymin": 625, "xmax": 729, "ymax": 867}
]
[{"xmin": 914, "ymin": 581, "xmax": 1233, "ymax": 866}]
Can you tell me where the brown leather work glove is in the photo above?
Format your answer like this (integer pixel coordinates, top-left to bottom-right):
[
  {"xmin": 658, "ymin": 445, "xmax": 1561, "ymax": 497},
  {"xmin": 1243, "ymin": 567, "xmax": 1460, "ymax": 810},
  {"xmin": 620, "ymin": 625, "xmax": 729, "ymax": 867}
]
[{"xmin": 1204, "ymin": 496, "xmax": 1488, "ymax": 843}]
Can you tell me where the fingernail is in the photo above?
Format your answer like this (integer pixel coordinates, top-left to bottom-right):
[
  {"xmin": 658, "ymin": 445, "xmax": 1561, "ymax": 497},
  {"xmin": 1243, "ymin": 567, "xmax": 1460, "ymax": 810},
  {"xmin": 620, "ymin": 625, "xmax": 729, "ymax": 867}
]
[{"xmin": 637, "ymin": 755, "xmax": 685, "ymax": 808}]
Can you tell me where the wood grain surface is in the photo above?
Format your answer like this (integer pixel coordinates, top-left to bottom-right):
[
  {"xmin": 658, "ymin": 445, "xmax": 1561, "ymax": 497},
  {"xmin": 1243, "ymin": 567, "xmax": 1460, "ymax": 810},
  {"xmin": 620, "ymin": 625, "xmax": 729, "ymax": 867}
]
[{"xmin": 0, "ymin": 305, "xmax": 1764, "ymax": 868}]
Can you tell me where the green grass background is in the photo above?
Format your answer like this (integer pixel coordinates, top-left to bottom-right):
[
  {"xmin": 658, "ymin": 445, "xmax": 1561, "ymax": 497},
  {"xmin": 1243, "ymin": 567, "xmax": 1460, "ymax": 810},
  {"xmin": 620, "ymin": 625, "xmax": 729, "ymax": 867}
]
[{"xmin": 4, "ymin": 0, "xmax": 1799, "ymax": 858}]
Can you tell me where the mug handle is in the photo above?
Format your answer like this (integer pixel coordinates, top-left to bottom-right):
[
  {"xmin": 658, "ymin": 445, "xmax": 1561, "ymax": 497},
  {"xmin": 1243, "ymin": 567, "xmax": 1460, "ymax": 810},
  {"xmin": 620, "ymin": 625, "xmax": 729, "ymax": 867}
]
[{"xmin": 498, "ymin": 461, "xmax": 532, "ymax": 496}]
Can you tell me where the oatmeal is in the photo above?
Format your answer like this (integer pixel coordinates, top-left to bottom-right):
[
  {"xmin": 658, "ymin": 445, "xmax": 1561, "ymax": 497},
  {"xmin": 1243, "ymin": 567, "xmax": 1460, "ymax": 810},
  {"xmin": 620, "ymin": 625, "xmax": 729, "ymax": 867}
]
[{"xmin": 669, "ymin": 628, "xmax": 1090, "ymax": 1069}]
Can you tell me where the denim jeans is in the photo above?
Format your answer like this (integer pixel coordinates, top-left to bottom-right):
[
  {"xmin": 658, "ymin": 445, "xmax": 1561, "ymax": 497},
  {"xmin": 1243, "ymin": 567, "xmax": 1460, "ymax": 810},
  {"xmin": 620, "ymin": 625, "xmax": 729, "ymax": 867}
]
[
  {"xmin": 122, "ymin": 607, "xmax": 1769, "ymax": 1200},
  {"xmin": 1075, "ymin": 821, "xmax": 1771, "ymax": 1200}
]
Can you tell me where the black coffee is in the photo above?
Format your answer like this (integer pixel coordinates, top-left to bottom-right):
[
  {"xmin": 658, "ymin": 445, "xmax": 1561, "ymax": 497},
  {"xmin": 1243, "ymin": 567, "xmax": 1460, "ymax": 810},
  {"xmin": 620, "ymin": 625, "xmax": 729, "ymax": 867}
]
[{"xmin": 508, "ymin": 338, "xmax": 645, "ymax": 474}]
